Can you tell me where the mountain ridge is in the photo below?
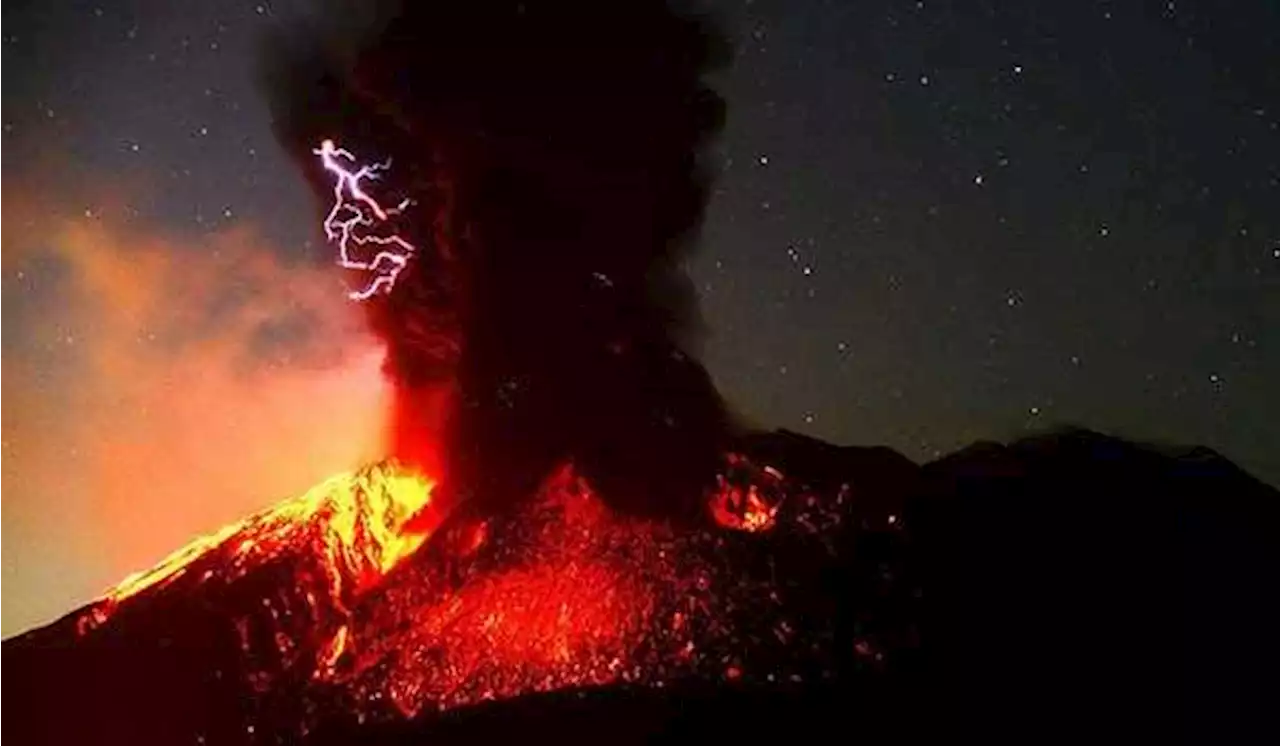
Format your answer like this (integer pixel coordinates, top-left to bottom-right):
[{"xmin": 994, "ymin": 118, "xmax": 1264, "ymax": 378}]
[{"xmin": 5, "ymin": 426, "xmax": 1275, "ymax": 743}]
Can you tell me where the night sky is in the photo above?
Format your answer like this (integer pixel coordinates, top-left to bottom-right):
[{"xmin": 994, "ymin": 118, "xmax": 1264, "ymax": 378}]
[{"xmin": 3, "ymin": 0, "xmax": 1277, "ymax": 635}]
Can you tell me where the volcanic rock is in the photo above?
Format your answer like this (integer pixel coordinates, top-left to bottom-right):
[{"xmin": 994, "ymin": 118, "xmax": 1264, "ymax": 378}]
[{"xmin": 4, "ymin": 428, "xmax": 1274, "ymax": 744}]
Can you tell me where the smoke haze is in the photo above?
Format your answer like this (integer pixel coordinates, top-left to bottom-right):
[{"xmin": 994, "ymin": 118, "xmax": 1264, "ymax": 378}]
[{"xmin": 1, "ymin": 190, "xmax": 391, "ymax": 635}]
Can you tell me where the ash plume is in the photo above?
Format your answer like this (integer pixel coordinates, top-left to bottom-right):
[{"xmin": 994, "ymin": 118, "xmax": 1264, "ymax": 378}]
[{"xmin": 259, "ymin": 0, "xmax": 736, "ymax": 523}]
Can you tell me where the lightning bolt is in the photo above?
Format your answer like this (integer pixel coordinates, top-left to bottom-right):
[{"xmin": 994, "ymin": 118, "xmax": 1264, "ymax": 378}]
[{"xmin": 314, "ymin": 138, "xmax": 416, "ymax": 301}]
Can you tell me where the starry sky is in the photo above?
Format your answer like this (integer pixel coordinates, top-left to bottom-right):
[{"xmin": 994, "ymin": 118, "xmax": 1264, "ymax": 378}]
[{"xmin": 3, "ymin": 0, "xmax": 1277, "ymax": 635}]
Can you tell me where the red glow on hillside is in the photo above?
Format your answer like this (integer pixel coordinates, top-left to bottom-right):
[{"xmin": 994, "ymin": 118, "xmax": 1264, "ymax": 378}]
[
  {"xmin": 81, "ymin": 464, "xmax": 439, "ymax": 635},
  {"xmin": 75, "ymin": 455, "xmax": 794, "ymax": 728}
]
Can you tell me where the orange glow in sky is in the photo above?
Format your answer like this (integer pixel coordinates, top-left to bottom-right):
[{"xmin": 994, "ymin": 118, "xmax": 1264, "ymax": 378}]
[{"xmin": 2, "ymin": 197, "xmax": 394, "ymax": 636}]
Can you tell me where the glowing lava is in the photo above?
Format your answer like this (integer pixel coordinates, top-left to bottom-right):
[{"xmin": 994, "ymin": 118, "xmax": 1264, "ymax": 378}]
[
  {"xmin": 72, "ymin": 454, "xmax": 822, "ymax": 735},
  {"xmin": 314, "ymin": 138, "xmax": 417, "ymax": 301},
  {"xmin": 323, "ymin": 465, "xmax": 665, "ymax": 716},
  {"xmin": 87, "ymin": 463, "xmax": 437, "ymax": 624},
  {"xmin": 708, "ymin": 453, "xmax": 785, "ymax": 532}
]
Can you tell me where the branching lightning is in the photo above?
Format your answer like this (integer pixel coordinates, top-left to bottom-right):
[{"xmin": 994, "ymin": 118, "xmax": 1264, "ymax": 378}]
[{"xmin": 314, "ymin": 138, "xmax": 416, "ymax": 301}]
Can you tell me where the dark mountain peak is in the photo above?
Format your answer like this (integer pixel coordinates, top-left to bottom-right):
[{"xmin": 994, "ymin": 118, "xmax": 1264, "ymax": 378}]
[{"xmin": 925, "ymin": 425, "xmax": 1276, "ymax": 500}]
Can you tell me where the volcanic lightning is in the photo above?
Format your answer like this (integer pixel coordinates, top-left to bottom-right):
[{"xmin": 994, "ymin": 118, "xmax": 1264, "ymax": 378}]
[{"xmin": 314, "ymin": 138, "xmax": 417, "ymax": 301}]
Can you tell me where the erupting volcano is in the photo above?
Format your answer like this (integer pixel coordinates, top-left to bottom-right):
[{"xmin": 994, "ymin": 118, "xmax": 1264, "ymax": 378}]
[
  {"xmin": 5, "ymin": 2, "xmax": 1274, "ymax": 744},
  {"xmin": 10, "ymin": 425, "xmax": 1274, "ymax": 744},
  {"xmin": 10, "ymin": 438, "xmax": 926, "ymax": 743},
  {"xmin": 73, "ymin": 451, "xmax": 796, "ymax": 720},
  {"xmin": 79, "ymin": 463, "xmax": 438, "ymax": 633}
]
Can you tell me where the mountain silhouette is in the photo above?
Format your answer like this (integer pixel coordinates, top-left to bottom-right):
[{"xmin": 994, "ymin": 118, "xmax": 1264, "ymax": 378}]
[{"xmin": 5, "ymin": 428, "xmax": 1274, "ymax": 744}]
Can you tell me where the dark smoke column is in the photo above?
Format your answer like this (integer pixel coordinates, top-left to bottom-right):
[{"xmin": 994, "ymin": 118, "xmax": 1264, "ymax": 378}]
[{"xmin": 260, "ymin": 0, "xmax": 736, "ymax": 523}]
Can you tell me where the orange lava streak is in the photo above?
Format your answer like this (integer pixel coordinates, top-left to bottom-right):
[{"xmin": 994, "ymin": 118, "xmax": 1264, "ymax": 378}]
[
  {"xmin": 320, "ymin": 624, "xmax": 351, "ymax": 675},
  {"xmin": 97, "ymin": 463, "xmax": 437, "ymax": 611},
  {"xmin": 105, "ymin": 522, "xmax": 248, "ymax": 605}
]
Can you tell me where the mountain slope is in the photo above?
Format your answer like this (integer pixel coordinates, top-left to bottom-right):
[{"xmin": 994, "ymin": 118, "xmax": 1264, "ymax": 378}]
[{"xmin": 5, "ymin": 428, "xmax": 1275, "ymax": 744}]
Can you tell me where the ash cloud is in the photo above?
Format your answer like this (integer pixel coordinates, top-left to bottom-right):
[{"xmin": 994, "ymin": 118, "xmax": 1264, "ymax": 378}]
[{"xmin": 259, "ymin": 0, "xmax": 737, "ymax": 522}]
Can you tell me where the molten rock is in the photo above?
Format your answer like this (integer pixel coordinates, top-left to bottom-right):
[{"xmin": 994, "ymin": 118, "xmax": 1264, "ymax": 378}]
[{"xmin": 4, "ymin": 429, "xmax": 1275, "ymax": 744}]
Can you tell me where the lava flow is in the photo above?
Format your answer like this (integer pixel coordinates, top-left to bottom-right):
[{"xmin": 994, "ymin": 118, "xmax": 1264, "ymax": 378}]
[
  {"xmin": 67, "ymin": 453, "xmax": 818, "ymax": 734},
  {"xmin": 80, "ymin": 462, "xmax": 438, "ymax": 634},
  {"xmin": 84, "ymin": 455, "xmax": 777, "ymax": 628}
]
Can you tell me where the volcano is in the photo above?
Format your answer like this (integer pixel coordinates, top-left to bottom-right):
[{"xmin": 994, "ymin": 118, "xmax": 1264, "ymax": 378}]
[{"xmin": 5, "ymin": 427, "xmax": 1275, "ymax": 744}]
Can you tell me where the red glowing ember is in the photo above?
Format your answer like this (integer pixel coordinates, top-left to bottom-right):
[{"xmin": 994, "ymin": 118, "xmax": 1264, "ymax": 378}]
[{"xmin": 75, "ymin": 454, "xmax": 797, "ymax": 729}]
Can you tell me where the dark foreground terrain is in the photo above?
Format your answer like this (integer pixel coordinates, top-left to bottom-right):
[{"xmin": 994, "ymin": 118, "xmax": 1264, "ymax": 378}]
[{"xmin": 6, "ymin": 427, "xmax": 1275, "ymax": 744}]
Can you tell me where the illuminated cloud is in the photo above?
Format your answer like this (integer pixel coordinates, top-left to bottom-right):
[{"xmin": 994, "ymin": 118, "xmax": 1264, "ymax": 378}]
[{"xmin": 2, "ymin": 197, "xmax": 392, "ymax": 635}]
